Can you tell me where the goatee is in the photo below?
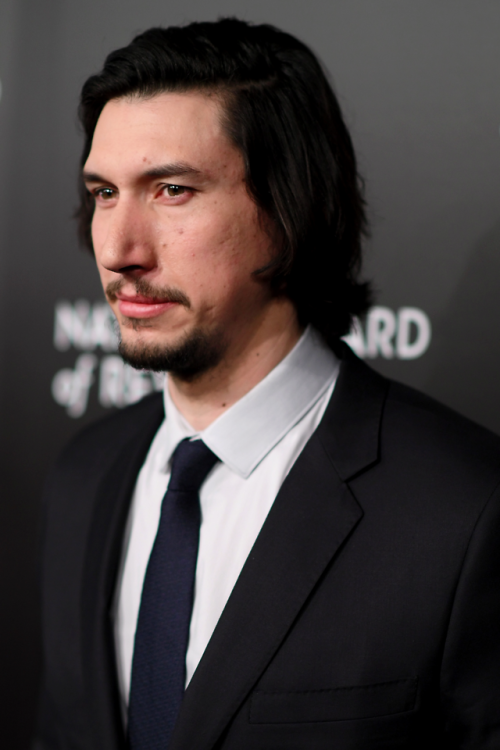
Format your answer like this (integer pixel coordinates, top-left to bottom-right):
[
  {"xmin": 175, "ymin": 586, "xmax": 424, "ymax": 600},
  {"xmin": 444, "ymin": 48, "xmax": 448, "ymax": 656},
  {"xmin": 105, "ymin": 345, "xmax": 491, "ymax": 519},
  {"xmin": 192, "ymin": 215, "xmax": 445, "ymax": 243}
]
[
  {"xmin": 106, "ymin": 277, "xmax": 226, "ymax": 380},
  {"xmin": 118, "ymin": 326, "xmax": 227, "ymax": 382}
]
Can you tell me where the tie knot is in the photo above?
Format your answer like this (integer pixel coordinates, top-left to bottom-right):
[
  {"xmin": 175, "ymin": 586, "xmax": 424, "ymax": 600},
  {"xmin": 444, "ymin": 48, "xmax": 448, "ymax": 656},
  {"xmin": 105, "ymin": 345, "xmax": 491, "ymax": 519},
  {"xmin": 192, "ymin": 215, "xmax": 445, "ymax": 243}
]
[{"xmin": 168, "ymin": 438, "xmax": 219, "ymax": 494}]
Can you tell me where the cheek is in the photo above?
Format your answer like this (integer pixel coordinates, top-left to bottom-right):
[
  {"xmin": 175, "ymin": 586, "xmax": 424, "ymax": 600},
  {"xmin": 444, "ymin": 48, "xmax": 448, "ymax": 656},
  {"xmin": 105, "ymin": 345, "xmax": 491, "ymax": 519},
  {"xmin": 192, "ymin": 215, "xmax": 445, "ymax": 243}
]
[
  {"xmin": 180, "ymin": 234, "xmax": 251, "ymax": 298},
  {"xmin": 195, "ymin": 201, "xmax": 269, "ymax": 272},
  {"xmin": 91, "ymin": 214, "xmax": 109, "ymax": 265},
  {"xmin": 154, "ymin": 191, "xmax": 272, "ymax": 301},
  {"xmin": 158, "ymin": 216, "xmax": 239, "ymax": 281}
]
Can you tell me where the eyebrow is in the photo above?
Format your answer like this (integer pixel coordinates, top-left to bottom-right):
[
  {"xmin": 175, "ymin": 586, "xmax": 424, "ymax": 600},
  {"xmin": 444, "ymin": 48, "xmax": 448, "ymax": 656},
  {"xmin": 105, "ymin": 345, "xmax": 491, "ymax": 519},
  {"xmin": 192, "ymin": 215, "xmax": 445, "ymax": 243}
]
[{"xmin": 82, "ymin": 162, "xmax": 203, "ymax": 183}]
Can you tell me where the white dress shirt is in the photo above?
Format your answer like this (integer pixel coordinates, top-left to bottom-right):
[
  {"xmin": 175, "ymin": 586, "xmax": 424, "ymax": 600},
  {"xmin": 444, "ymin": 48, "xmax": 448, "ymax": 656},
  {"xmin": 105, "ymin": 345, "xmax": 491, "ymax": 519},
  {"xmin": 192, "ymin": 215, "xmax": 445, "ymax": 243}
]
[{"xmin": 113, "ymin": 326, "xmax": 339, "ymax": 714}]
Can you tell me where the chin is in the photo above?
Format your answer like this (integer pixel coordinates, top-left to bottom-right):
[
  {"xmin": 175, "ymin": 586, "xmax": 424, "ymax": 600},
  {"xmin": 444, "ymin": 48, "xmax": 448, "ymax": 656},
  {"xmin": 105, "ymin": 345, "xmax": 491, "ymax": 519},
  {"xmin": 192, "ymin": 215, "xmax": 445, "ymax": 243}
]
[{"xmin": 118, "ymin": 324, "xmax": 228, "ymax": 382}]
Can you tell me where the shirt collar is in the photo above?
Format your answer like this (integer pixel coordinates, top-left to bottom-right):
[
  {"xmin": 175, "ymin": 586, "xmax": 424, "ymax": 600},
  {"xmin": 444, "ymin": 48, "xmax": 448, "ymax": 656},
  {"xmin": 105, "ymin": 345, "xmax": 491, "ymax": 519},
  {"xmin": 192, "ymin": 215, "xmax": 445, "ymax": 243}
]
[
  {"xmin": 161, "ymin": 386, "xmax": 199, "ymax": 470},
  {"xmin": 162, "ymin": 326, "xmax": 339, "ymax": 479}
]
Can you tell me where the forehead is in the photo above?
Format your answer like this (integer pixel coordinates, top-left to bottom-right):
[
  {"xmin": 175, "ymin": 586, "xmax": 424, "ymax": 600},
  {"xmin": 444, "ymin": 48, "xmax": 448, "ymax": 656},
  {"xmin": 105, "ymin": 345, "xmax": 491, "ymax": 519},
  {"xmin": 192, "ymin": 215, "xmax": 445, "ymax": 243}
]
[{"xmin": 85, "ymin": 91, "xmax": 239, "ymax": 175}]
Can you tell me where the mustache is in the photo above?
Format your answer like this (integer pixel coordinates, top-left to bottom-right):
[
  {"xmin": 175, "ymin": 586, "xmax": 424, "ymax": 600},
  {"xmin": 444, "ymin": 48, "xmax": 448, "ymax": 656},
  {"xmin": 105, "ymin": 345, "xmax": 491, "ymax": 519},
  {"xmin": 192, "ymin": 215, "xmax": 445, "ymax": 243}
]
[{"xmin": 105, "ymin": 278, "xmax": 191, "ymax": 308}]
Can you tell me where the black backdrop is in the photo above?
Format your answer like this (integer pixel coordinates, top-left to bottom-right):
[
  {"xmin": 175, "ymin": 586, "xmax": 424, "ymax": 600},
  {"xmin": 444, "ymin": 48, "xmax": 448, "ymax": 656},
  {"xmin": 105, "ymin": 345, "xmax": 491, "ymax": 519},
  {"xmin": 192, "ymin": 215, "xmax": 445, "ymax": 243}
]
[{"xmin": 1, "ymin": 1, "xmax": 500, "ymax": 747}]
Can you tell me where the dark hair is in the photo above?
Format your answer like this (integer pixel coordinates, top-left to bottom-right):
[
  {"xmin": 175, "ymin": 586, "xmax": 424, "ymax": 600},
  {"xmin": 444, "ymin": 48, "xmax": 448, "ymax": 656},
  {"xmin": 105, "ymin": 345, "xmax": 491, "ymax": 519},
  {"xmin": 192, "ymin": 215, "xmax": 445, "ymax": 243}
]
[{"xmin": 78, "ymin": 18, "xmax": 371, "ymax": 341}]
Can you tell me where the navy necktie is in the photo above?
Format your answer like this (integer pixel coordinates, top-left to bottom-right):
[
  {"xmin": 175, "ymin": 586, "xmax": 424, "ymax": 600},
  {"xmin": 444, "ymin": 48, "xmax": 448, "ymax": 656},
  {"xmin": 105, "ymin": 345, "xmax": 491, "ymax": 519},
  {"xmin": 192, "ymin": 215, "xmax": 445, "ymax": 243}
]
[{"xmin": 128, "ymin": 438, "xmax": 219, "ymax": 750}]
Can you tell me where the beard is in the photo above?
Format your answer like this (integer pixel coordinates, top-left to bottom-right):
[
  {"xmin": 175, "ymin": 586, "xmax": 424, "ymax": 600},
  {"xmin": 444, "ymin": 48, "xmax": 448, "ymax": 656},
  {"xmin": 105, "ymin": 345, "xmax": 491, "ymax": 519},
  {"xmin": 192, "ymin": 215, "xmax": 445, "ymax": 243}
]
[
  {"xmin": 106, "ymin": 277, "xmax": 228, "ymax": 381},
  {"xmin": 118, "ymin": 325, "xmax": 227, "ymax": 382}
]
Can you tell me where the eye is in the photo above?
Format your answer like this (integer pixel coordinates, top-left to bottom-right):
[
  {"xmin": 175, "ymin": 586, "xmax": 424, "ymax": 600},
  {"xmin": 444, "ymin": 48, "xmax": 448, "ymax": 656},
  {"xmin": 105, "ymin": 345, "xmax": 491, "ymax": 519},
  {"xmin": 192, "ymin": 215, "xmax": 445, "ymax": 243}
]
[
  {"xmin": 164, "ymin": 184, "xmax": 187, "ymax": 197},
  {"xmin": 94, "ymin": 187, "xmax": 116, "ymax": 201}
]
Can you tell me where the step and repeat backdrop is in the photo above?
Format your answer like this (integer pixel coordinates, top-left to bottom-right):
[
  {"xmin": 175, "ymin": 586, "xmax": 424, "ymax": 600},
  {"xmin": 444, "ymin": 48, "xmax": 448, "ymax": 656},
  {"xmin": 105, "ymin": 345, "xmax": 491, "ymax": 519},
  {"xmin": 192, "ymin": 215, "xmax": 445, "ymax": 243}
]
[{"xmin": 1, "ymin": 1, "xmax": 499, "ymax": 747}]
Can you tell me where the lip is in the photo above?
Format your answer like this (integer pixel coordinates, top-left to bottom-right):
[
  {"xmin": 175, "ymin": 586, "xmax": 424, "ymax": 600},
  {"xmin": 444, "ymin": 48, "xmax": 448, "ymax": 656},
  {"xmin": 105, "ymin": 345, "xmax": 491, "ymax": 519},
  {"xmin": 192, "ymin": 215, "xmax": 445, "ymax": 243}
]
[{"xmin": 116, "ymin": 294, "xmax": 180, "ymax": 319}]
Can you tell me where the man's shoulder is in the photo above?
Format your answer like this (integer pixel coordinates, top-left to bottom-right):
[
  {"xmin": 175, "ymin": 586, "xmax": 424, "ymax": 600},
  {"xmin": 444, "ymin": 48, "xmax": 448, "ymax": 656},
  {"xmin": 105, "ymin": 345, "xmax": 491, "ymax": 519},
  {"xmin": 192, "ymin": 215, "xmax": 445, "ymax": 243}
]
[
  {"xmin": 384, "ymin": 376, "xmax": 500, "ymax": 467},
  {"xmin": 321, "ymin": 351, "xmax": 500, "ymax": 548},
  {"xmin": 339, "ymin": 344, "xmax": 500, "ymax": 453},
  {"xmin": 50, "ymin": 391, "xmax": 164, "ymax": 484},
  {"xmin": 332, "ymin": 346, "xmax": 500, "ymax": 493},
  {"xmin": 372, "ymin": 369, "xmax": 500, "ymax": 515},
  {"xmin": 40, "ymin": 393, "xmax": 164, "ymax": 572}
]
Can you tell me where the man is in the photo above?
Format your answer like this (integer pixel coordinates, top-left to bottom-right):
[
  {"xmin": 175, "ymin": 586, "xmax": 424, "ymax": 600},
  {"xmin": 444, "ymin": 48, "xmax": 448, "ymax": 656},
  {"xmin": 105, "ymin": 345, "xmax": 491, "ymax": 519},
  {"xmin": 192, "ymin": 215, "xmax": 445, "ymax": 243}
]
[{"xmin": 34, "ymin": 18, "xmax": 500, "ymax": 750}]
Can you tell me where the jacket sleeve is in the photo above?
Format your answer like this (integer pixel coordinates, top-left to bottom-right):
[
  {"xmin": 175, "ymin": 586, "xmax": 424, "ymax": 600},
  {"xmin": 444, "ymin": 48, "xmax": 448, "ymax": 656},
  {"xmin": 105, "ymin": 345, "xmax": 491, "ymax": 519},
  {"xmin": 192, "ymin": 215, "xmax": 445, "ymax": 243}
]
[
  {"xmin": 441, "ymin": 480, "xmax": 500, "ymax": 747},
  {"xmin": 31, "ymin": 683, "xmax": 64, "ymax": 750},
  {"xmin": 31, "ymin": 467, "xmax": 69, "ymax": 750}
]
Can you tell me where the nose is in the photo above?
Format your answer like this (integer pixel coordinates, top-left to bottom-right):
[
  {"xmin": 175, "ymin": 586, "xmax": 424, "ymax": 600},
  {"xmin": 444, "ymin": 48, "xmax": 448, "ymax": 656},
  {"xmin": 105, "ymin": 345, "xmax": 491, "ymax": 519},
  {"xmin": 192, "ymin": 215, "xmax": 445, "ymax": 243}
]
[{"xmin": 93, "ymin": 197, "xmax": 158, "ymax": 276}]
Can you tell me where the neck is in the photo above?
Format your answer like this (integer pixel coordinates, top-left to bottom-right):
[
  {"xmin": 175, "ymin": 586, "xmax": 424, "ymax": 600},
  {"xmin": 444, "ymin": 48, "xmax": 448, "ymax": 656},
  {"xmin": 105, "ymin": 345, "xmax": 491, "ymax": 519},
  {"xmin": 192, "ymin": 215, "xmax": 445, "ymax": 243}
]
[{"xmin": 168, "ymin": 301, "xmax": 302, "ymax": 431}]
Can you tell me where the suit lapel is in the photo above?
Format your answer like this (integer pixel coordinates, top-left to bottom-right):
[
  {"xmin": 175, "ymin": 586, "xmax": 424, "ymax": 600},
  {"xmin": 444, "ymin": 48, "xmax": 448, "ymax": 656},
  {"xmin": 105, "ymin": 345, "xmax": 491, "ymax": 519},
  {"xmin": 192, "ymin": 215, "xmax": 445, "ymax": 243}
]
[
  {"xmin": 81, "ymin": 396, "xmax": 164, "ymax": 750},
  {"xmin": 169, "ymin": 349, "xmax": 389, "ymax": 750}
]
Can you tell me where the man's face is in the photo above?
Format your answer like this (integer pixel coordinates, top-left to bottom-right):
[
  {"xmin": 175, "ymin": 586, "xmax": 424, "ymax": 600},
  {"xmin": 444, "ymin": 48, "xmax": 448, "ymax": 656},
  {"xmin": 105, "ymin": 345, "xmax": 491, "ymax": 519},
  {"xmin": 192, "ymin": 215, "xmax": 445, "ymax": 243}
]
[{"xmin": 83, "ymin": 91, "xmax": 277, "ymax": 378}]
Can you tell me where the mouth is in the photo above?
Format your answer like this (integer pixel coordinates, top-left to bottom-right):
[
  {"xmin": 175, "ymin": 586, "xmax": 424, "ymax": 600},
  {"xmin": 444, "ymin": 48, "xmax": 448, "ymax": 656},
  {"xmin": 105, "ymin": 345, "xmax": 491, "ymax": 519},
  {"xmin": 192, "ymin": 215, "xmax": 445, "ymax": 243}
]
[{"xmin": 115, "ymin": 292, "xmax": 181, "ymax": 319}]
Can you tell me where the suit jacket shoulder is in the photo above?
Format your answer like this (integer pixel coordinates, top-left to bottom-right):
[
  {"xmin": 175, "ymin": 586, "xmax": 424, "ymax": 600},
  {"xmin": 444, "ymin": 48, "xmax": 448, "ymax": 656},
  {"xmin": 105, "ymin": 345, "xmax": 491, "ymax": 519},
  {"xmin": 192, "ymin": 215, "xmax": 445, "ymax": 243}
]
[
  {"xmin": 48, "ymin": 391, "xmax": 164, "ymax": 487},
  {"xmin": 324, "ymin": 347, "xmax": 500, "ymax": 498}
]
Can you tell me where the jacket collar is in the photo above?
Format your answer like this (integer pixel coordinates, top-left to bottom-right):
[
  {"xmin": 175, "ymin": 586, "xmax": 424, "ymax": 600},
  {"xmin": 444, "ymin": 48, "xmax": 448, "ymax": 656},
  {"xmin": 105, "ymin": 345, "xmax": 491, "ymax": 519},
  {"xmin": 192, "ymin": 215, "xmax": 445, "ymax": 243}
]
[{"xmin": 318, "ymin": 342, "xmax": 388, "ymax": 481}]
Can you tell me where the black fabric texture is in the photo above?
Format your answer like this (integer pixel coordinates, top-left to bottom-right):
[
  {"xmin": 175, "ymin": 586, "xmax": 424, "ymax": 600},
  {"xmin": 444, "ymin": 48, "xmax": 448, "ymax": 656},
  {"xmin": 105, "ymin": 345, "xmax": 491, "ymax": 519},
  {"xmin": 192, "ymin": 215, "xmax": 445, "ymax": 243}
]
[{"xmin": 33, "ymin": 347, "xmax": 500, "ymax": 750}]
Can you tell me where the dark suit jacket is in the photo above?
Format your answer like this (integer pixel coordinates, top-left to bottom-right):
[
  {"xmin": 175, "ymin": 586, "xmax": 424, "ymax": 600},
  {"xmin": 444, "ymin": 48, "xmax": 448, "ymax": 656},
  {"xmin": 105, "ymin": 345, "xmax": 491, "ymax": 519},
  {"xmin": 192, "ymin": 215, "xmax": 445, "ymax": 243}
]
[{"xmin": 34, "ymin": 346, "xmax": 500, "ymax": 750}]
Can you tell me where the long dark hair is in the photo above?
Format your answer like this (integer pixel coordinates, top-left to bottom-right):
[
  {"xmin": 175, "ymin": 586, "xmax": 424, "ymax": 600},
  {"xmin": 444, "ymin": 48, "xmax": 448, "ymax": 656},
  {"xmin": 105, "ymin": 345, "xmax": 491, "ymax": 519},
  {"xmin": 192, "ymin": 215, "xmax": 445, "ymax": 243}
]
[{"xmin": 78, "ymin": 18, "xmax": 371, "ymax": 341}]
